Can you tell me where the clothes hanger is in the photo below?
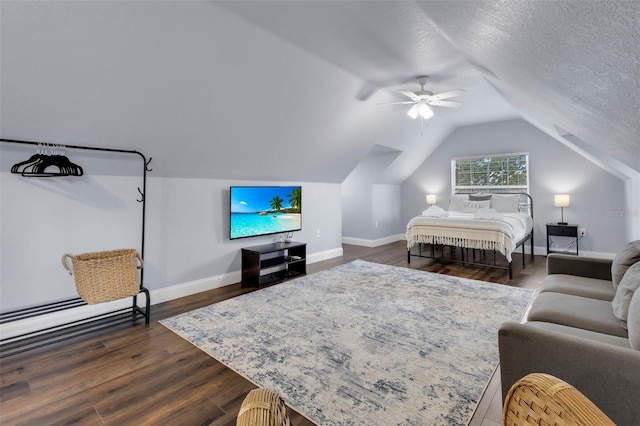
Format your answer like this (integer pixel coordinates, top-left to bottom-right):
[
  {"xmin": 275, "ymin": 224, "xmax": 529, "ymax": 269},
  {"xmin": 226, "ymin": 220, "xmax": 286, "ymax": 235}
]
[
  {"xmin": 11, "ymin": 143, "xmax": 84, "ymax": 177},
  {"xmin": 11, "ymin": 153, "xmax": 44, "ymax": 173}
]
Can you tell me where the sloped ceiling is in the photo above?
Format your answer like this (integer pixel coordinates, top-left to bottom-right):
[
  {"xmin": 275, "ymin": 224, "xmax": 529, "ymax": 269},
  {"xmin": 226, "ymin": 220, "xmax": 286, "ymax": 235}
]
[{"xmin": 1, "ymin": 1, "xmax": 638, "ymax": 182}]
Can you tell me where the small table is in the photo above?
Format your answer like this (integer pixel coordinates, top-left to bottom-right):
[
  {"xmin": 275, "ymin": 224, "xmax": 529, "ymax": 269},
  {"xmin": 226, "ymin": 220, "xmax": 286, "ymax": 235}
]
[{"xmin": 546, "ymin": 223, "xmax": 579, "ymax": 255}]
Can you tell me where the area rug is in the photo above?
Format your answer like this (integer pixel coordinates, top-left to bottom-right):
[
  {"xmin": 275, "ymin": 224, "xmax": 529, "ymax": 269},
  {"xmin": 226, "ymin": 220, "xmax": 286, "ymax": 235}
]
[{"xmin": 161, "ymin": 260, "xmax": 534, "ymax": 425}]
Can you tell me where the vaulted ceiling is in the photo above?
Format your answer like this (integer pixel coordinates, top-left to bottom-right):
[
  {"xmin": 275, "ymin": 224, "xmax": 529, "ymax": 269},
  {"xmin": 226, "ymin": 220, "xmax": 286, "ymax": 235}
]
[{"xmin": 1, "ymin": 1, "xmax": 638, "ymax": 182}]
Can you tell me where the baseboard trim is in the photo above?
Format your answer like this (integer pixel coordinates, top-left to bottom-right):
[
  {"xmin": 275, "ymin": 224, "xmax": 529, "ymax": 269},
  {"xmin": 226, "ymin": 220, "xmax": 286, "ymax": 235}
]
[
  {"xmin": 0, "ymin": 246, "xmax": 344, "ymax": 340},
  {"xmin": 151, "ymin": 271, "xmax": 241, "ymax": 305},
  {"xmin": 342, "ymin": 234, "xmax": 405, "ymax": 248},
  {"xmin": 308, "ymin": 246, "xmax": 344, "ymax": 263}
]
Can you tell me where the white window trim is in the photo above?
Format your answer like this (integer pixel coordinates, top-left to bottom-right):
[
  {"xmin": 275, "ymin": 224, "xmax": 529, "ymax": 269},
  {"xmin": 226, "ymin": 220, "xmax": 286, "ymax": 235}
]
[{"xmin": 451, "ymin": 152, "xmax": 530, "ymax": 193}]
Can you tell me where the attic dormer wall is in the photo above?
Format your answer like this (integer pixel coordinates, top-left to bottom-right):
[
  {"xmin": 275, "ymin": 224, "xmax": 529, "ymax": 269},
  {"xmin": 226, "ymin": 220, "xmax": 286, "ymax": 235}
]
[
  {"xmin": 341, "ymin": 146, "xmax": 403, "ymax": 243},
  {"xmin": 401, "ymin": 118, "xmax": 628, "ymax": 256}
]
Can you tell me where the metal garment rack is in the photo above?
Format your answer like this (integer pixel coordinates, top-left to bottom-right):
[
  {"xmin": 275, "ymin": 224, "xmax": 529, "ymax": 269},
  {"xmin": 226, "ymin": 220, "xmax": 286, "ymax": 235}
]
[{"xmin": 0, "ymin": 138, "xmax": 152, "ymax": 357}]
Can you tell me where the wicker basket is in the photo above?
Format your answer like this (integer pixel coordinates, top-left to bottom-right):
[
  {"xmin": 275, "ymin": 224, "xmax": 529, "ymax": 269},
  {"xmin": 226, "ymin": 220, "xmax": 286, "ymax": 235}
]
[
  {"xmin": 62, "ymin": 249, "xmax": 143, "ymax": 305},
  {"xmin": 236, "ymin": 388, "xmax": 291, "ymax": 426},
  {"xmin": 503, "ymin": 373, "xmax": 615, "ymax": 426}
]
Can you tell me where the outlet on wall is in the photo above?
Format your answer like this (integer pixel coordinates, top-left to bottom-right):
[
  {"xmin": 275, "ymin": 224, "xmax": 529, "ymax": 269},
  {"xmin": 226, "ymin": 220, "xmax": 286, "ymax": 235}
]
[
  {"xmin": 375, "ymin": 221, "xmax": 379, "ymax": 228},
  {"xmin": 316, "ymin": 229, "xmax": 320, "ymax": 237},
  {"xmin": 579, "ymin": 227, "xmax": 587, "ymax": 237}
]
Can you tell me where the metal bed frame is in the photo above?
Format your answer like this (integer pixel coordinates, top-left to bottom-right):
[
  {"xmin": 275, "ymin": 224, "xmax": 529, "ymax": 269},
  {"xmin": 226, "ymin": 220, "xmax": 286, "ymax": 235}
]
[{"xmin": 407, "ymin": 193, "xmax": 534, "ymax": 279}]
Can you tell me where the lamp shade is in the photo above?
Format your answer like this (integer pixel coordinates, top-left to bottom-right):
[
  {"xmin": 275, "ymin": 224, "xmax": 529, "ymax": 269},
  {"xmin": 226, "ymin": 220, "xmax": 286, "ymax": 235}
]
[
  {"xmin": 426, "ymin": 194, "xmax": 436, "ymax": 205},
  {"xmin": 554, "ymin": 194, "xmax": 570, "ymax": 208},
  {"xmin": 418, "ymin": 103, "xmax": 434, "ymax": 119},
  {"xmin": 407, "ymin": 104, "xmax": 420, "ymax": 119}
]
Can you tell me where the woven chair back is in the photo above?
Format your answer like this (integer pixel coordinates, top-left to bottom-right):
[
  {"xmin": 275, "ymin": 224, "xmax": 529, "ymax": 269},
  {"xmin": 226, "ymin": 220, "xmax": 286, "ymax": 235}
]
[
  {"xmin": 503, "ymin": 373, "xmax": 615, "ymax": 426},
  {"xmin": 237, "ymin": 388, "xmax": 291, "ymax": 426}
]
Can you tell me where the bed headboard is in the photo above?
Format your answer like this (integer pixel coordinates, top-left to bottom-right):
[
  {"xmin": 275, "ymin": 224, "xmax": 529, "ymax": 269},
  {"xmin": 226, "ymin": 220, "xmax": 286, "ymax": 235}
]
[{"xmin": 453, "ymin": 192, "xmax": 533, "ymax": 219}]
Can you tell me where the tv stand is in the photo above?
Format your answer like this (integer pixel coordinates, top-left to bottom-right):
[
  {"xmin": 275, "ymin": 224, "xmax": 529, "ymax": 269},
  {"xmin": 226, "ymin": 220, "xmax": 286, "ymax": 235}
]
[{"xmin": 241, "ymin": 241, "xmax": 306, "ymax": 288}]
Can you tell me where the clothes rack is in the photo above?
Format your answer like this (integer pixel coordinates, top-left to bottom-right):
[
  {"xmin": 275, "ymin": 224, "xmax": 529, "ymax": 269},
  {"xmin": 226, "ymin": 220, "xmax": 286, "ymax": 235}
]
[{"xmin": 0, "ymin": 138, "xmax": 152, "ymax": 358}]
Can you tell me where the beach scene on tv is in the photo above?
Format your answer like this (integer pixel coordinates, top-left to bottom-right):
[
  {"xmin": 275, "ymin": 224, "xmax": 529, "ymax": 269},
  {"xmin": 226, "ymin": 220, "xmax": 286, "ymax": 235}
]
[{"xmin": 230, "ymin": 186, "xmax": 302, "ymax": 239}]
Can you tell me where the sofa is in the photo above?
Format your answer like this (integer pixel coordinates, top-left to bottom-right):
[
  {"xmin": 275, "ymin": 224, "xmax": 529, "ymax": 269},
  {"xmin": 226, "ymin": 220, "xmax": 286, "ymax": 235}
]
[{"xmin": 499, "ymin": 241, "xmax": 640, "ymax": 426}]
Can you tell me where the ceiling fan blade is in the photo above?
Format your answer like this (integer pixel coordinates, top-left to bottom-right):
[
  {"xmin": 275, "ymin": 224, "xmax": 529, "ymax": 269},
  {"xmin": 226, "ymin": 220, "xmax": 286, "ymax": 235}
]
[
  {"xmin": 377, "ymin": 101, "xmax": 416, "ymax": 106},
  {"xmin": 429, "ymin": 89, "xmax": 465, "ymax": 101},
  {"xmin": 398, "ymin": 90, "xmax": 420, "ymax": 102},
  {"xmin": 427, "ymin": 100, "xmax": 464, "ymax": 108}
]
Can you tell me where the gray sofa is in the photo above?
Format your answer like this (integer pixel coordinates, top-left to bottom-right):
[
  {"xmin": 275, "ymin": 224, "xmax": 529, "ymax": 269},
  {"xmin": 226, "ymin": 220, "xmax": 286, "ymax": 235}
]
[{"xmin": 499, "ymin": 241, "xmax": 640, "ymax": 426}]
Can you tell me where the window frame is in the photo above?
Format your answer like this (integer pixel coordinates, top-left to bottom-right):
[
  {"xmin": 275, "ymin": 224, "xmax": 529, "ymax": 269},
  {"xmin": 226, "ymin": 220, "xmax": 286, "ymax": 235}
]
[{"xmin": 451, "ymin": 152, "xmax": 529, "ymax": 194}]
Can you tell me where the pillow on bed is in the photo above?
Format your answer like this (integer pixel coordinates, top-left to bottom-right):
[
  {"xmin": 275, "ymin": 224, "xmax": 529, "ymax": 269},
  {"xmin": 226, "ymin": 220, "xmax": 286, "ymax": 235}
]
[
  {"xmin": 491, "ymin": 194, "xmax": 521, "ymax": 213},
  {"xmin": 469, "ymin": 193, "xmax": 492, "ymax": 201},
  {"xmin": 462, "ymin": 200, "xmax": 491, "ymax": 212},
  {"xmin": 448, "ymin": 194, "xmax": 469, "ymax": 211}
]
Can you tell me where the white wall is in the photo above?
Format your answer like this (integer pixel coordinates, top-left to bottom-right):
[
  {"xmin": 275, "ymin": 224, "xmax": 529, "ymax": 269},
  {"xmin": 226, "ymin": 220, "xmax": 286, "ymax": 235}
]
[
  {"xmin": 372, "ymin": 184, "xmax": 402, "ymax": 240},
  {"xmin": 144, "ymin": 177, "xmax": 342, "ymax": 291},
  {"xmin": 1, "ymin": 143, "xmax": 343, "ymax": 312},
  {"xmin": 402, "ymin": 119, "xmax": 629, "ymax": 255},
  {"xmin": 341, "ymin": 145, "xmax": 403, "ymax": 244}
]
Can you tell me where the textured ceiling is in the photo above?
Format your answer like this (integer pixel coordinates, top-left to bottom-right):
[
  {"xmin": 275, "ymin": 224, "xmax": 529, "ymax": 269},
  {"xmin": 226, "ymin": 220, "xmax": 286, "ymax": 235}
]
[
  {"xmin": 220, "ymin": 0, "xmax": 640, "ymax": 175},
  {"xmin": 418, "ymin": 1, "xmax": 640, "ymax": 173},
  {"xmin": 1, "ymin": 1, "xmax": 638, "ymax": 182}
]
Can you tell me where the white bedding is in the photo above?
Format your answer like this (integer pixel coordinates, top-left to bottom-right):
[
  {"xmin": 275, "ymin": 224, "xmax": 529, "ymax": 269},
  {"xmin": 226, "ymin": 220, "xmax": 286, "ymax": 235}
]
[{"xmin": 406, "ymin": 211, "xmax": 533, "ymax": 262}]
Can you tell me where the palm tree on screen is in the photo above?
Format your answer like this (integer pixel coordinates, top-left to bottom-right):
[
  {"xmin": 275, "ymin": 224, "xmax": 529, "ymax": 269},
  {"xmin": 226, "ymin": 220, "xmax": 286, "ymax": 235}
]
[
  {"xmin": 288, "ymin": 188, "xmax": 301, "ymax": 213},
  {"xmin": 270, "ymin": 196, "xmax": 284, "ymax": 211}
]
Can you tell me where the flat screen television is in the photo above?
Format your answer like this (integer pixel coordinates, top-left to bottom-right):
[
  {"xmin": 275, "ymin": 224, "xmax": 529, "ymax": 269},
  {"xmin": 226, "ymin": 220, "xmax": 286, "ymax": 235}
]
[{"xmin": 230, "ymin": 186, "xmax": 302, "ymax": 240}]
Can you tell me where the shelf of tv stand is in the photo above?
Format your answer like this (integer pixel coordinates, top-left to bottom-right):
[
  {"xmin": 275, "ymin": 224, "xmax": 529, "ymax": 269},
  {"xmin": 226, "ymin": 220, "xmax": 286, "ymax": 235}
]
[{"xmin": 241, "ymin": 241, "xmax": 306, "ymax": 288}]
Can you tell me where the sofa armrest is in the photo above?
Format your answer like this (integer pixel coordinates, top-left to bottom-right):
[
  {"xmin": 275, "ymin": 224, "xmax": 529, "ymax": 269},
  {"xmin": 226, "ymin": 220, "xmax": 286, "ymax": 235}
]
[
  {"xmin": 546, "ymin": 254, "xmax": 613, "ymax": 280},
  {"xmin": 499, "ymin": 322, "xmax": 640, "ymax": 426}
]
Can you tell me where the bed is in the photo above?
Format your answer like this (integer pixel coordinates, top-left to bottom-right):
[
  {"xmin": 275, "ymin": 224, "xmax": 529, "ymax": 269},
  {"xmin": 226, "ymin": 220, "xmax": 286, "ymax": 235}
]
[{"xmin": 406, "ymin": 193, "xmax": 534, "ymax": 278}]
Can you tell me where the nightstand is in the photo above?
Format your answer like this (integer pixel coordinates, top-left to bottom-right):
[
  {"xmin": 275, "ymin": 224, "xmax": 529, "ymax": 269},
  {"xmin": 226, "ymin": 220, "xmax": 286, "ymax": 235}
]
[{"xmin": 546, "ymin": 223, "xmax": 579, "ymax": 255}]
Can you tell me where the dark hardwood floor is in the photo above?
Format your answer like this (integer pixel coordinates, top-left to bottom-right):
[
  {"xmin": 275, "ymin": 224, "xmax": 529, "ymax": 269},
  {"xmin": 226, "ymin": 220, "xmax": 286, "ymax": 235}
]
[{"xmin": 0, "ymin": 242, "xmax": 546, "ymax": 425}]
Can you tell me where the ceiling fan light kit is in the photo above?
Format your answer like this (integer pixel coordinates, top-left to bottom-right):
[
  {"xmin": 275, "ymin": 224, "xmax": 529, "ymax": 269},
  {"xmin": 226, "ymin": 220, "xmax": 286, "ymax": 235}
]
[
  {"xmin": 379, "ymin": 76, "xmax": 464, "ymax": 131},
  {"xmin": 407, "ymin": 102, "xmax": 434, "ymax": 120}
]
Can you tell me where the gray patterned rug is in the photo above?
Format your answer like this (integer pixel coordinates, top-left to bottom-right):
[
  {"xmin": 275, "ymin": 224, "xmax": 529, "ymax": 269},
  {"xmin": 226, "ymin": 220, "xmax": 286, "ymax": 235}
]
[{"xmin": 161, "ymin": 260, "xmax": 534, "ymax": 425}]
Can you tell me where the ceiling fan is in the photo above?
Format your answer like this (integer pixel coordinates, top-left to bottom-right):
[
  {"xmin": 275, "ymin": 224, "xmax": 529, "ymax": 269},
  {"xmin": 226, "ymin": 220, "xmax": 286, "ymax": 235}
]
[{"xmin": 379, "ymin": 76, "xmax": 464, "ymax": 125}]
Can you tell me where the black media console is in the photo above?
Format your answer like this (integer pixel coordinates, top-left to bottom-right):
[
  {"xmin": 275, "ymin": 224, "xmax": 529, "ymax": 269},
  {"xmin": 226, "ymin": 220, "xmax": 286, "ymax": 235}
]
[{"xmin": 241, "ymin": 241, "xmax": 306, "ymax": 288}]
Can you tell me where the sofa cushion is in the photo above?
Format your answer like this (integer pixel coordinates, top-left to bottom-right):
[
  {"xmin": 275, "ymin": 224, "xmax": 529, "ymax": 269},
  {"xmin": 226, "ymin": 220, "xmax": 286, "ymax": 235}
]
[
  {"xmin": 612, "ymin": 262, "xmax": 640, "ymax": 328},
  {"xmin": 527, "ymin": 292, "xmax": 627, "ymax": 338},
  {"xmin": 628, "ymin": 288, "xmax": 640, "ymax": 350},
  {"xmin": 525, "ymin": 321, "xmax": 631, "ymax": 349},
  {"xmin": 546, "ymin": 254, "xmax": 612, "ymax": 281},
  {"xmin": 541, "ymin": 274, "xmax": 615, "ymax": 301},
  {"xmin": 611, "ymin": 240, "xmax": 640, "ymax": 289}
]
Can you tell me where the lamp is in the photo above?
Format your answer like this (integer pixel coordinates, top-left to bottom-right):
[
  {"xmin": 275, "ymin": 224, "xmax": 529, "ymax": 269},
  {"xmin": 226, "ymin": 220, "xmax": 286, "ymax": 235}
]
[
  {"xmin": 554, "ymin": 194, "xmax": 570, "ymax": 225},
  {"xmin": 426, "ymin": 194, "xmax": 437, "ymax": 206}
]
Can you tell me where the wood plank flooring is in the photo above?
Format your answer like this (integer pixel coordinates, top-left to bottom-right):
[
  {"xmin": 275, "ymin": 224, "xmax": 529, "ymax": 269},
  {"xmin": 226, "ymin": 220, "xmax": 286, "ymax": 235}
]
[{"xmin": 0, "ymin": 242, "xmax": 546, "ymax": 425}]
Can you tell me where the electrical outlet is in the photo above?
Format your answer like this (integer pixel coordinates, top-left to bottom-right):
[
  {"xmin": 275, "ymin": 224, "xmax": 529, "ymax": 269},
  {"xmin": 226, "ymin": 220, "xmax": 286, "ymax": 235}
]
[
  {"xmin": 316, "ymin": 229, "xmax": 320, "ymax": 238},
  {"xmin": 579, "ymin": 227, "xmax": 587, "ymax": 237},
  {"xmin": 375, "ymin": 221, "xmax": 379, "ymax": 228}
]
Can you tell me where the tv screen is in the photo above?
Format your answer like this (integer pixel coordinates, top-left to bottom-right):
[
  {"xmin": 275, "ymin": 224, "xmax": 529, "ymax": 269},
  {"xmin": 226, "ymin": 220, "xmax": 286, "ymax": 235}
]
[{"xmin": 230, "ymin": 186, "xmax": 302, "ymax": 240}]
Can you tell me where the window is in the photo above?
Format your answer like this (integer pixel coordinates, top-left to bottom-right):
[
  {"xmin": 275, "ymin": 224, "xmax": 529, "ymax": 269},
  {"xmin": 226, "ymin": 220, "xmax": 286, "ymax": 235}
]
[{"xmin": 452, "ymin": 153, "xmax": 529, "ymax": 193}]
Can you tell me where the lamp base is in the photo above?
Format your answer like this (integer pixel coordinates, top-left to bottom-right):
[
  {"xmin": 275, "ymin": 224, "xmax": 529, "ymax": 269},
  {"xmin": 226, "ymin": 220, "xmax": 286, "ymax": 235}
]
[{"xmin": 557, "ymin": 221, "xmax": 568, "ymax": 225}]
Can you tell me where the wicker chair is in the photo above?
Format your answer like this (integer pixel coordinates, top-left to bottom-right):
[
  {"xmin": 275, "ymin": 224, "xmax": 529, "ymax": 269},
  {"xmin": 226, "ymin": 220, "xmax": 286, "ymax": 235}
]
[
  {"xmin": 237, "ymin": 388, "xmax": 291, "ymax": 426},
  {"xmin": 503, "ymin": 373, "xmax": 615, "ymax": 425}
]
